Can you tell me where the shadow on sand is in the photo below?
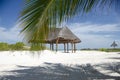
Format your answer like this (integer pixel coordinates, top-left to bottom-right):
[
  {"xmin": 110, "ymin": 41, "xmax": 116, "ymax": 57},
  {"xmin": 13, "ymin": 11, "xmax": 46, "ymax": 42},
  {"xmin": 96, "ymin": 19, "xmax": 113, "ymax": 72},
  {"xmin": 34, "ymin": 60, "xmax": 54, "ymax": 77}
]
[{"xmin": 0, "ymin": 62, "xmax": 120, "ymax": 80}]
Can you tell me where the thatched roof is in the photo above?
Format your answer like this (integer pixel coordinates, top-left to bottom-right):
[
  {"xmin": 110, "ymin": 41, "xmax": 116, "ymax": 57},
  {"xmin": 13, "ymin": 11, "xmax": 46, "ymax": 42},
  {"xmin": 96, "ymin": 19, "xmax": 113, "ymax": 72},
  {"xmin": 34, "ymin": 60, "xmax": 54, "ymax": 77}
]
[
  {"xmin": 29, "ymin": 27, "xmax": 81, "ymax": 43},
  {"xmin": 47, "ymin": 27, "xmax": 81, "ymax": 43}
]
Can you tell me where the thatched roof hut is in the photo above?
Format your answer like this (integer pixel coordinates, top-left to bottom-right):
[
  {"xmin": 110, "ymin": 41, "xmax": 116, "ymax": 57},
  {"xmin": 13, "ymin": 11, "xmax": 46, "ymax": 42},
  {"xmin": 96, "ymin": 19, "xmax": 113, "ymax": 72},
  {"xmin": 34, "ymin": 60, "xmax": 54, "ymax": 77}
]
[
  {"xmin": 47, "ymin": 27, "xmax": 81, "ymax": 53},
  {"xmin": 30, "ymin": 27, "xmax": 81, "ymax": 53},
  {"xmin": 47, "ymin": 27, "xmax": 81, "ymax": 43}
]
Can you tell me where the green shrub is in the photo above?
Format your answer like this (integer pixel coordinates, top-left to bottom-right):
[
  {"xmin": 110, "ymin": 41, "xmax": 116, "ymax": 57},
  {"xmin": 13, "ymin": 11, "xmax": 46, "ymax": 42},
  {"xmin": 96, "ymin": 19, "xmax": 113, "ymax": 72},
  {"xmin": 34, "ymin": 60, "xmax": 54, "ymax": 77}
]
[
  {"xmin": 0, "ymin": 42, "xmax": 9, "ymax": 51},
  {"xmin": 30, "ymin": 44, "xmax": 46, "ymax": 51},
  {"xmin": 99, "ymin": 48, "xmax": 108, "ymax": 52},
  {"xmin": 9, "ymin": 42, "xmax": 25, "ymax": 50},
  {"xmin": 107, "ymin": 48, "xmax": 120, "ymax": 52}
]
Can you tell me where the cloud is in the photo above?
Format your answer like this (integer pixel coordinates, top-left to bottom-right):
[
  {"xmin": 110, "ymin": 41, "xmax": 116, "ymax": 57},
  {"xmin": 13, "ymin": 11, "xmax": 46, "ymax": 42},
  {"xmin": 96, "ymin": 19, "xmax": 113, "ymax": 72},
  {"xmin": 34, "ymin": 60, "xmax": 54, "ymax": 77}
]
[
  {"xmin": 0, "ymin": 24, "xmax": 22, "ymax": 43},
  {"xmin": 69, "ymin": 22, "xmax": 120, "ymax": 34},
  {"xmin": 67, "ymin": 22, "xmax": 120, "ymax": 48},
  {"xmin": 0, "ymin": 21, "xmax": 119, "ymax": 48}
]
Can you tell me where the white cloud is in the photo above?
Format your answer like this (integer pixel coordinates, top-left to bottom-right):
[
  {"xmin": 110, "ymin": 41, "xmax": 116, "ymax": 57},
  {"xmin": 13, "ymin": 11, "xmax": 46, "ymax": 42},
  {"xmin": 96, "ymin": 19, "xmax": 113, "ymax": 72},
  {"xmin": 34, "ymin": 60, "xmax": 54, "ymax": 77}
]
[
  {"xmin": 67, "ymin": 22, "xmax": 120, "ymax": 48},
  {"xmin": 0, "ymin": 21, "xmax": 119, "ymax": 48},
  {"xmin": 0, "ymin": 24, "xmax": 22, "ymax": 43},
  {"xmin": 69, "ymin": 22, "xmax": 120, "ymax": 34}
]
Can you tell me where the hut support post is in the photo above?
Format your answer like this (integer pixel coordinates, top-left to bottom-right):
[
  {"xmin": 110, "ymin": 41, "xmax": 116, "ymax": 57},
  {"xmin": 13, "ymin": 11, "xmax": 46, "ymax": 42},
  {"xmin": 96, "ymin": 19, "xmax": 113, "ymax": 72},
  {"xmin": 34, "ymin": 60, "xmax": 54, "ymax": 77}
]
[
  {"xmin": 74, "ymin": 43, "xmax": 76, "ymax": 53},
  {"xmin": 56, "ymin": 38, "xmax": 59, "ymax": 52},
  {"xmin": 64, "ymin": 43, "xmax": 66, "ymax": 53},
  {"xmin": 52, "ymin": 43, "xmax": 54, "ymax": 51},
  {"xmin": 50, "ymin": 43, "xmax": 51, "ymax": 50},
  {"xmin": 67, "ymin": 43, "xmax": 69, "ymax": 53},
  {"xmin": 71, "ymin": 43, "xmax": 73, "ymax": 53},
  {"xmin": 71, "ymin": 42, "xmax": 74, "ymax": 53}
]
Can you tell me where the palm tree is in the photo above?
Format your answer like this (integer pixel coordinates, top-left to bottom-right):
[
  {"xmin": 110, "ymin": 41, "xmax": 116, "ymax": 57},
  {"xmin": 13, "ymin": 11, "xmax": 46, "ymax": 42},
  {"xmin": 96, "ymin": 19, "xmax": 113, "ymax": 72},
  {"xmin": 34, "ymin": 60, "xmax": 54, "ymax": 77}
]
[
  {"xmin": 111, "ymin": 41, "xmax": 118, "ymax": 49},
  {"xmin": 19, "ymin": 0, "xmax": 119, "ymax": 49}
]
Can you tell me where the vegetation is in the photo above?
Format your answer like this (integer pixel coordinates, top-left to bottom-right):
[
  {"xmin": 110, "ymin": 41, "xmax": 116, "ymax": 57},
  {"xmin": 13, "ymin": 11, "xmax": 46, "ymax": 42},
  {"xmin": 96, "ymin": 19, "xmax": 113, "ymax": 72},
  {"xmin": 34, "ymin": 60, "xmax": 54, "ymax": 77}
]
[
  {"xmin": 30, "ymin": 44, "xmax": 47, "ymax": 51},
  {"xmin": 81, "ymin": 48, "xmax": 120, "ymax": 52},
  {"xmin": 9, "ymin": 42, "xmax": 25, "ymax": 50},
  {"xmin": 19, "ymin": 0, "xmax": 119, "ymax": 49},
  {"xmin": 81, "ymin": 48, "xmax": 98, "ymax": 51},
  {"xmin": 0, "ymin": 42, "xmax": 47, "ymax": 51},
  {"xmin": 99, "ymin": 48, "xmax": 120, "ymax": 52},
  {"xmin": 99, "ymin": 48, "xmax": 108, "ymax": 52},
  {"xmin": 0, "ymin": 42, "xmax": 9, "ymax": 51},
  {"xmin": 0, "ymin": 42, "xmax": 26, "ymax": 51}
]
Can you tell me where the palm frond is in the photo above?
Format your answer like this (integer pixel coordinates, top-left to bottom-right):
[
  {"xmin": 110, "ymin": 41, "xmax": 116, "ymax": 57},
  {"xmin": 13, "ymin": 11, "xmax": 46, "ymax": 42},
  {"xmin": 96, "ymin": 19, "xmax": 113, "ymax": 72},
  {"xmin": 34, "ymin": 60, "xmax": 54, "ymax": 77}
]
[{"xmin": 19, "ymin": 0, "xmax": 119, "ymax": 50}]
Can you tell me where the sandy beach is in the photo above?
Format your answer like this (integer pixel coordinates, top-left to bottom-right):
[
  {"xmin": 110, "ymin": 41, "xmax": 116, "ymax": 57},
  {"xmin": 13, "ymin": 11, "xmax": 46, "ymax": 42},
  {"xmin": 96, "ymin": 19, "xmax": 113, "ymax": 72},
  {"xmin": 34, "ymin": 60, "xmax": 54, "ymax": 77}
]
[{"xmin": 0, "ymin": 50, "xmax": 120, "ymax": 80}]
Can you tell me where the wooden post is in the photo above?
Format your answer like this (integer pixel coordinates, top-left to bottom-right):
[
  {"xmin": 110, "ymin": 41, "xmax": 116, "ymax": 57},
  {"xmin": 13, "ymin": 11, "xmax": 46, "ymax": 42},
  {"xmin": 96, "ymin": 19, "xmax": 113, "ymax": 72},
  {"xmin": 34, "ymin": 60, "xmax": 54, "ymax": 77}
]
[
  {"xmin": 71, "ymin": 41, "xmax": 74, "ymax": 53},
  {"xmin": 52, "ymin": 43, "xmax": 54, "ymax": 51},
  {"xmin": 67, "ymin": 43, "xmax": 69, "ymax": 53},
  {"xmin": 56, "ymin": 42, "xmax": 57, "ymax": 52},
  {"xmin": 74, "ymin": 43, "xmax": 76, "ymax": 53},
  {"xmin": 64, "ymin": 43, "xmax": 66, "ymax": 53},
  {"xmin": 71, "ymin": 42, "xmax": 72, "ymax": 53},
  {"xmin": 50, "ymin": 43, "xmax": 51, "ymax": 50},
  {"xmin": 56, "ymin": 38, "xmax": 59, "ymax": 52}
]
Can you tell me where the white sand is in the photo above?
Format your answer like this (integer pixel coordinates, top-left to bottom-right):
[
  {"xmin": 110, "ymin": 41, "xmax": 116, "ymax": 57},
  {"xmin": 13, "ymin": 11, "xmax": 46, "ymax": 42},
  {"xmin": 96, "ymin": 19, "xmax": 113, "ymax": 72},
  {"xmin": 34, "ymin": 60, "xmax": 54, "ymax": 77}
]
[{"xmin": 0, "ymin": 50, "xmax": 120, "ymax": 80}]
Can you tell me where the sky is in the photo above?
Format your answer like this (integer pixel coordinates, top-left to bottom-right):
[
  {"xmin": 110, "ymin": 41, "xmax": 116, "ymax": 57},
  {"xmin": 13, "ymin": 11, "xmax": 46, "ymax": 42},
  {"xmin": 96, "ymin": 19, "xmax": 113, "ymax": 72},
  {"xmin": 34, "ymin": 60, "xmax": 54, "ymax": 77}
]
[{"xmin": 0, "ymin": 0, "xmax": 120, "ymax": 49}]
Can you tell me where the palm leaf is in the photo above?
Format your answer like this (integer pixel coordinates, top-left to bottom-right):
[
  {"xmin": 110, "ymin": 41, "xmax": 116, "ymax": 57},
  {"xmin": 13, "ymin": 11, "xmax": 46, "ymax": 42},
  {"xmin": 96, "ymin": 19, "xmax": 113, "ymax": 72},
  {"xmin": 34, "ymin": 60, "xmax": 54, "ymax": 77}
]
[{"xmin": 19, "ymin": 0, "xmax": 119, "ymax": 50}]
